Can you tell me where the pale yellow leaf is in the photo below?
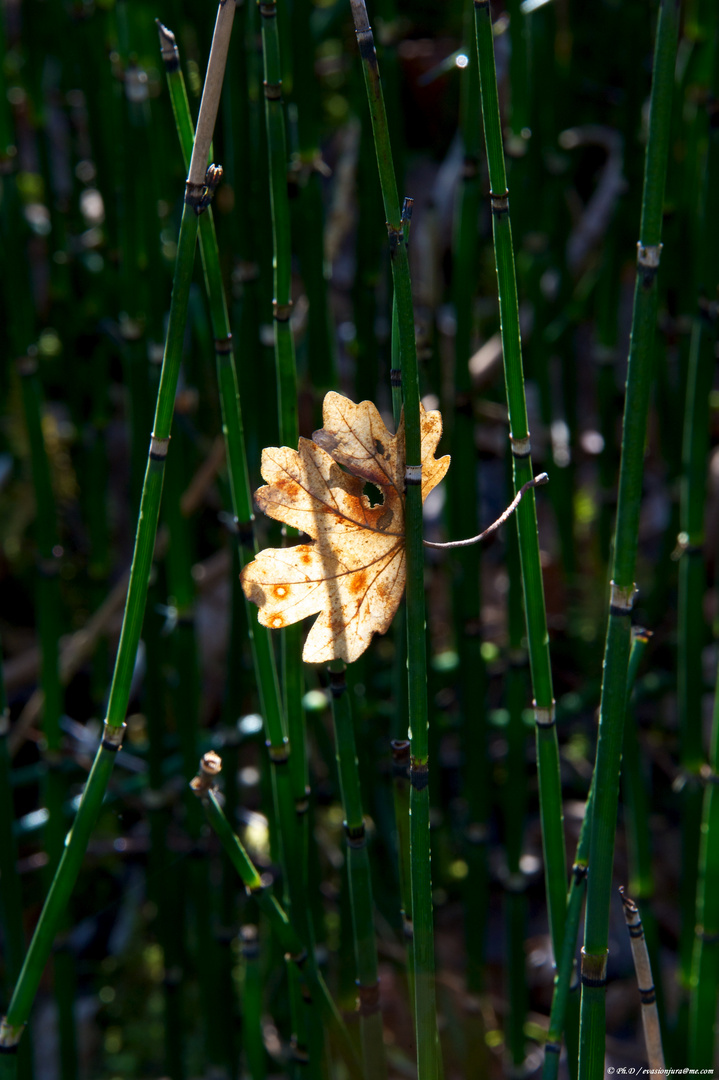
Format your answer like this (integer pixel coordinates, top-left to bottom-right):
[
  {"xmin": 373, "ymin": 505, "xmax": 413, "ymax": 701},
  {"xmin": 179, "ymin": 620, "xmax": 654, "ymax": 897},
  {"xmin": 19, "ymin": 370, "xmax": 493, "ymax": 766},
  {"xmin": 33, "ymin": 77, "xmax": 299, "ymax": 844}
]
[{"xmin": 240, "ymin": 392, "xmax": 450, "ymax": 663}]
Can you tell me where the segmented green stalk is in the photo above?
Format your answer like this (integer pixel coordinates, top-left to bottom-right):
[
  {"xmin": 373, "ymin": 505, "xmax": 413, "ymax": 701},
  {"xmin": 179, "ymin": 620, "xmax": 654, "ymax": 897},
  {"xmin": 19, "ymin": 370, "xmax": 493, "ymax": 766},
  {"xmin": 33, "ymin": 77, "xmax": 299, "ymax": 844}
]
[
  {"xmin": 688, "ymin": 13, "xmax": 719, "ymax": 1065},
  {"xmin": 473, "ymin": 0, "xmax": 566, "ymax": 966},
  {"xmin": 17, "ymin": 354, "xmax": 77, "ymax": 1080},
  {"xmin": 0, "ymin": 4, "xmax": 236, "ymax": 1059},
  {"xmin": 348, "ymin": 2, "xmax": 438, "ymax": 1074},
  {"xmin": 329, "ymin": 663, "xmax": 387, "ymax": 1078},
  {"xmin": 191, "ymin": 757, "xmax": 362, "ymax": 1080},
  {"xmin": 504, "ymin": 511, "xmax": 528, "ymax": 1066},
  {"xmin": 677, "ymin": 6, "xmax": 719, "ymax": 1016},
  {"xmin": 543, "ymin": 628, "xmax": 648, "ymax": 1080},
  {"xmin": 390, "ymin": 739, "xmax": 415, "ymax": 1008},
  {"xmin": 622, "ymin": 630, "xmax": 667, "ymax": 1040},
  {"xmin": 578, "ymin": 4, "xmax": 680, "ymax": 1078},
  {"xmin": 451, "ymin": 28, "xmax": 489, "ymax": 998}
]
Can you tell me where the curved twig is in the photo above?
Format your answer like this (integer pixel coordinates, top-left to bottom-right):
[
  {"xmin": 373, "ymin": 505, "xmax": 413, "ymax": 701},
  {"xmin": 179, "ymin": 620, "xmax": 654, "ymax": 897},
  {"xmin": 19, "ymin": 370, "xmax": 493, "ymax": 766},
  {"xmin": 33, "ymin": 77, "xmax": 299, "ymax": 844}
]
[{"xmin": 424, "ymin": 473, "xmax": 549, "ymax": 549}]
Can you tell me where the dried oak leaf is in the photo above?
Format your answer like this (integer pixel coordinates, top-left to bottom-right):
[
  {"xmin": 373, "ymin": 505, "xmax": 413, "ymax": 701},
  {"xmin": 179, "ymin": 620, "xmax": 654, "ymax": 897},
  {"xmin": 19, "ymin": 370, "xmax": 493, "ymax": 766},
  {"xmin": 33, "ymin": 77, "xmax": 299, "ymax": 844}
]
[{"xmin": 240, "ymin": 391, "xmax": 450, "ymax": 663}]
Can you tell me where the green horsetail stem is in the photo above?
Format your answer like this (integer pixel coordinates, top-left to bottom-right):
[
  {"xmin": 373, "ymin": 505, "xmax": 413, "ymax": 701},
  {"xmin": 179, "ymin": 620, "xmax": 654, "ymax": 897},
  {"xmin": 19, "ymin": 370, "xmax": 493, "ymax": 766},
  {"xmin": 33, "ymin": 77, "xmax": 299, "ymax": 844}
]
[
  {"xmin": 542, "ymin": 782, "xmax": 593, "ymax": 1080},
  {"xmin": 578, "ymin": 4, "xmax": 679, "ymax": 1079},
  {"xmin": 0, "ymin": 3, "xmax": 236, "ymax": 1062},
  {"xmin": 450, "ymin": 35, "xmax": 489, "ymax": 1000},
  {"xmin": 678, "ymin": 5, "xmax": 719, "ymax": 1015},
  {"xmin": 504, "ymin": 512, "xmax": 528, "ymax": 1067},
  {"xmin": 622, "ymin": 630, "xmax": 667, "ymax": 1040},
  {"xmin": 689, "ymin": 653, "xmax": 719, "ymax": 1066},
  {"xmin": 390, "ymin": 739, "xmax": 415, "ymax": 1011},
  {"xmin": 348, "ymin": 1, "xmax": 438, "ymax": 1075},
  {"xmin": 543, "ymin": 629, "xmax": 649, "ymax": 1080},
  {"xmin": 190, "ymin": 755, "xmax": 362, "ymax": 1080},
  {"xmin": 257, "ymin": 2, "xmax": 318, "ymax": 1067},
  {"xmin": 257, "ymin": 0, "xmax": 309, "ymax": 824},
  {"xmin": 328, "ymin": 663, "xmax": 387, "ymax": 1078},
  {"xmin": 473, "ymin": 0, "xmax": 567, "ymax": 965},
  {"xmin": 156, "ymin": 20, "xmax": 314, "ymax": 960},
  {"xmin": 688, "ymin": 13, "xmax": 719, "ymax": 1065}
]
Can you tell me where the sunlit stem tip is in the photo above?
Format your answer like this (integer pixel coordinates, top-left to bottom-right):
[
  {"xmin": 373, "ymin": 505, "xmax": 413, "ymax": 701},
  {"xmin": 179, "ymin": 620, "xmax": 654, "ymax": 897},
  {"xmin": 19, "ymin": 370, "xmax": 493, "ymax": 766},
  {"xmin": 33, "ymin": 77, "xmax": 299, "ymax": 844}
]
[{"xmin": 424, "ymin": 473, "xmax": 549, "ymax": 550}]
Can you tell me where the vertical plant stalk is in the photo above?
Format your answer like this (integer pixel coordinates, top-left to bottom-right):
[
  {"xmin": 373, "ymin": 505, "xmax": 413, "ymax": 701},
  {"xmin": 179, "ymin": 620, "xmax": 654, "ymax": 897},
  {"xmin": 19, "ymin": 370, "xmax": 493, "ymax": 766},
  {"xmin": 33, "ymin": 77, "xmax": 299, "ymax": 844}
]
[
  {"xmin": 450, "ymin": 31, "xmax": 489, "ymax": 1000},
  {"xmin": 328, "ymin": 663, "xmax": 387, "ymax": 1078},
  {"xmin": 156, "ymin": 18, "xmax": 290, "ymax": 845},
  {"xmin": 578, "ymin": 4, "xmax": 679, "ymax": 1079},
  {"xmin": 390, "ymin": 739, "xmax": 415, "ymax": 1010},
  {"xmin": 473, "ymin": 0, "xmax": 567, "ymax": 964},
  {"xmin": 240, "ymin": 925, "xmax": 267, "ymax": 1080},
  {"xmin": 678, "ymin": 8, "xmax": 719, "ymax": 1013},
  {"xmin": 17, "ymin": 355, "xmax": 78, "ymax": 1080},
  {"xmin": 543, "ymin": 630, "xmax": 647, "ymax": 1080},
  {"xmin": 619, "ymin": 890, "xmax": 664, "ymax": 1070},
  {"xmin": 257, "ymin": 4, "xmax": 316, "ymax": 1067},
  {"xmin": 622, "ymin": 630, "xmax": 667, "ymax": 1040},
  {"xmin": 542, "ymin": 781, "xmax": 594, "ymax": 1080},
  {"xmin": 688, "ymin": 31, "xmax": 719, "ymax": 1061},
  {"xmin": 257, "ymin": 0, "xmax": 308, "ymax": 829},
  {"xmin": 190, "ymin": 754, "xmax": 362, "ymax": 1080},
  {"xmin": 503, "ymin": 511, "xmax": 528, "ymax": 1068},
  {"xmin": 348, "ymin": 2, "xmax": 438, "ymax": 1074},
  {"xmin": 0, "ymin": 2, "xmax": 236, "ymax": 1058}
]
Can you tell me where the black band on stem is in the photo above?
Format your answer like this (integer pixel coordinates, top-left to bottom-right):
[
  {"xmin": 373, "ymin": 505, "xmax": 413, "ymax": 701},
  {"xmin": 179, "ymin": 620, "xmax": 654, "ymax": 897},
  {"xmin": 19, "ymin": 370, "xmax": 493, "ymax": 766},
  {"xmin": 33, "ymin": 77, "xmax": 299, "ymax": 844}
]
[
  {"xmin": 410, "ymin": 760, "xmax": 429, "ymax": 790},
  {"xmin": 214, "ymin": 334, "xmax": 233, "ymax": 354},
  {"xmin": 328, "ymin": 668, "xmax": 347, "ymax": 697}
]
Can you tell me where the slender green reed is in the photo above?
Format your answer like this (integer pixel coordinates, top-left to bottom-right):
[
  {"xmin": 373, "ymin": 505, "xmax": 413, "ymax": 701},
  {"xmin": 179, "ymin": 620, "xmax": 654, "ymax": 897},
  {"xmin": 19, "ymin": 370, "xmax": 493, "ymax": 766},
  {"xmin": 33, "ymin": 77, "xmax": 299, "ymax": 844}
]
[
  {"xmin": 677, "ymin": 5, "xmax": 719, "ymax": 1012},
  {"xmin": 257, "ymin": 4, "xmax": 316, "ymax": 1065},
  {"xmin": 621, "ymin": 630, "xmax": 666, "ymax": 1041},
  {"xmin": 687, "ymin": 15, "xmax": 719, "ymax": 1066},
  {"xmin": 328, "ymin": 662, "xmax": 387, "ymax": 1078},
  {"xmin": 578, "ymin": 4, "xmax": 680, "ymax": 1078},
  {"xmin": 348, "ymin": 1, "xmax": 438, "ymax": 1073},
  {"xmin": 390, "ymin": 739, "xmax": 414, "ymax": 1001},
  {"xmin": 289, "ymin": 0, "xmax": 336, "ymax": 394},
  {"xmin": 143, "ymin": 585, "xmax": 186, "ymax": 1080},
  {"xmin": 241, "ymin": 925, "xmax": 267, "ymax": 1080},
  {"xmin": 543, "ymin": 629, "xmax": 648, "ymax": 1080},
  {"xmin": 504, "ymin": 509, "xmax": 528, "ymax": 1068},
  {"xmin": 473, "ymin": 0, "xmax": 567, "ymax": 967},
  {"xmin": 0, "ymin": 6, "xmax": 236, "ymax": 1061},
  {"xmin": 450, "ymin": 28, "xmax": 489, "ymax": 998},
  {"xmin": 190, "ymin": 755, "xmax": 362, "ymax": 1080},
  {"xmin": 257, "ymin": 0, "xmax": 309, "ymax": 823},
  {"xmin": 17, "ymin": 354, "xmax": 77, "ymax": 1080},
  {"xmin": 689, "ymin": 650, "xmax": 719, "ymax": 1066},
  {"xmin": 542, "ymin": 781, "xmax": 594, "ymax": 1080}
]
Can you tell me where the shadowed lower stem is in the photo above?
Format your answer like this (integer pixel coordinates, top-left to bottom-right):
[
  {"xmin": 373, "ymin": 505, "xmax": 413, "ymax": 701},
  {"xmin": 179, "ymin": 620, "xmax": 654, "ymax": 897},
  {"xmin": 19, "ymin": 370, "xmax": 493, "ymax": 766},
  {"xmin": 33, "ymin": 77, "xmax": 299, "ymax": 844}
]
[
  {"xmin": 328, "ymin": 662, "xmax": 387, "ymax": 1078},
  {"xmin": 191, "ymin": 754, "xmax": 362, "ymax": 1080}
]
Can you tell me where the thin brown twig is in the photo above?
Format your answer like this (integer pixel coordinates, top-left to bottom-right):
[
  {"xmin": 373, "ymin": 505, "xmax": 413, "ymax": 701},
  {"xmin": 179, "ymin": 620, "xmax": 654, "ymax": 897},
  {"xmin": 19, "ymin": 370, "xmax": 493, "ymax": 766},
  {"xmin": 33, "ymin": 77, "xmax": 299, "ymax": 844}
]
[{"xmin": 424, "ymin": 473, "xmax": 549, "ymax": 550}]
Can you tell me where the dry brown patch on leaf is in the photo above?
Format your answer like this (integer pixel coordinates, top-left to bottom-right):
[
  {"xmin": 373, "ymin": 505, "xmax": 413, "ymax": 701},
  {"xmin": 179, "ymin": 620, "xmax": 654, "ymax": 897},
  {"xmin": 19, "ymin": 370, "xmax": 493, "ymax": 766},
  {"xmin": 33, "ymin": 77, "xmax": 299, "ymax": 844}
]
[{"xmin": 240, "ymin": 392, "xmax": 450, "ymax": 663}]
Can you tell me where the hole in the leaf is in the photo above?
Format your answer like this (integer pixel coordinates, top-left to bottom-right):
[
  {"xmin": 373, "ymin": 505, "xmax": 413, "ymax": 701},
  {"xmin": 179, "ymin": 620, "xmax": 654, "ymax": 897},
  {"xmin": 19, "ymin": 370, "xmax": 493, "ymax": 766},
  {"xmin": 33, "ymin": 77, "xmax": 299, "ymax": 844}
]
[{"xmin": 363, "ymin": 482, "xmax": 384, "ymax": 507}]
